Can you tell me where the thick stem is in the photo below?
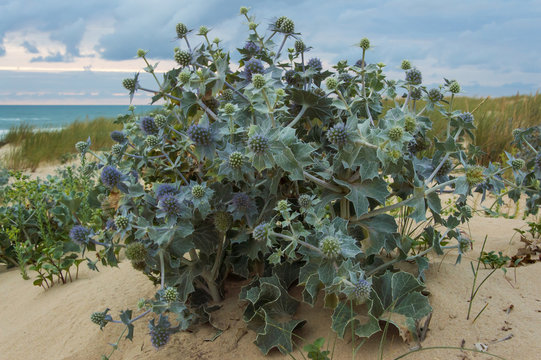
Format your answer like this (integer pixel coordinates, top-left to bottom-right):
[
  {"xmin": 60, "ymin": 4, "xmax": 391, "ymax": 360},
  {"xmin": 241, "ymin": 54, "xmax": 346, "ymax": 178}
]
[
  {"xmin": 287, "ymin": 104, "xmax": 308, "ymax": 127},
  {"xmin": 360, "ymin": 48, "xmax": 374, "ymax": 126},
  {"xmin": 211, "ymin": 234, "xmax": 226, "ymax": 280},
  {"xmin": 275, "ymin": 34, "xmax": 288, "ymax": 61},
  {"xmin": 159, "ymin": 250, "xmax": 165, "ymax": 289},
  {"xmin": 261, "ymin": 89, "xmax": 275, "ymax": 127},
  {"xmin": 303, "ymin": 171, "xmax": 343, "ymax": 193}
]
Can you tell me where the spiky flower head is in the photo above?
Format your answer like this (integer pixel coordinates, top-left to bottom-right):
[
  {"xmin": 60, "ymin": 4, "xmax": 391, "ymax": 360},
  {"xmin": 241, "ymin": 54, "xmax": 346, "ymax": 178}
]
[
  {"xmin": 253, "ymin": 223, "xmax": 270, "ymax": 242},
  {"xmin": 355, "ymin": 59, "xmax": 366, "ymax": 68},
  {"xmin": 159, "ymin": 194, "xmax": 182, "ymax": 217},
  {"xmin": 140, "ymin": 116, "xmax": 158, "ymax": 135},
  {"xmin": 465, "ymin": 166, "xmax": 485, "ymax": 186},
  {"xmin": 222, "ymin": 89, "xmax": 234, "ymax": 101},
  {"xmin": 187, "ymin": 124, "xmax": 213, "ymax": 146},
  {"xmin": 511, "ymin": 128, "xmax": 521, "ymax": 139},
  {"xmin": 101, "ymin": 165, "xmax": 122, "ymax": 188},
  {"xmin": 214, "ymin": 211, "xmax": 233, "ymax": 233},
  {"xmin": 511, "ymin": 158, "xmax": 525, "ymax": 171},
  {"xmin": 191, "ymin": 184, "xmax": 205, "ymax": 199},
  {"xmin": 244, "ymin": 58, "xmax": 264, "ymax": 81},
  {"xmin": 132, "ymin": 260, "xmax": 146, "ymax": 271},
  {"xmin": 307, "ymin": 58, "xmax": 322, "ymax": 71},
  {"xmin": 280, "ymin": 18, "xmax": 295, "ymax": 33},
  {"xmin": 449, "ymin": 81, "xmax": 460, "ymax": 94},
  {"xmin": 198, "ymin": 25, "xmax": 209, "ymax": 36},
  {"xmin": 359, "ymin": 37, "xmax": 370, "ymax": 50},
  {"xmin": 156, "ymin": 184, "xmax": 178, "ymax": 200},
  {"xmin": 176, "ymin": 23, "xmax": 188, "ymax": 38},
  {"xmin": 178, "ymin": 70, "xmax": 191, "ymax": 84},
  {"xmin": 137, "ymin": 49, "xmax": 147, "ymax": 58},
  {"xmin": 325, "ymin": 77, "xmax": 338, "ymax": 90},
  {"xmin": 228, "ymin": 151, "xmax": 244, "ymax": 169},
  {"xmin": 428, "ymin": 88, "xmax": 443, "ymax": 102},
  {"xmin": 277, "ymin": 200, "xmax": 289, "ymax": 211},
  {"xmin": 401, "ymin": 60, "xmax": 412, "ymax": 70},
  {"xmin": 252, "ymin": 74, "xmax": 266, "ymax": 89},
  {"xmin": 404, "ymin": 116, "xmax": 417, "ymax": 132},
  {"xmin": 327, "ymin": 123, "xmax": 348, "ymax": 146},
  {"xmin": 459, "ymin": 112, "xmax": 474, "ymax": 123},
  {"xmin": 111, "ymin": 144, "xmax": 123, "ymax": 156},
  {"xmin": 69, "ymin": 225, "xmax": 91, "ymax": 245},
  {"xmin": 114, "ymin": 215, "xmax": 129, "ymax": 229},
  {"xmin": 295, "ymin": 40, "xmax": 306, "ymax": 53},
  {"xmin": 240, "ymin": 6, "xmax": 249, "ymax": 15},
  {"xmin": 244, "ymin": 41, "xmax": 259, "ymax": 52},
  {"xmin": 149, "ymin": 317, "xmax": 171, "ymax": 349},
  {"xmin": 110, "ymin": 130, "xmax": 127, "ymax": 143},
  {"xmin": 275, "ymin": 16, "xmax": 288, "ymax": 29},
  {"xmin": 248, "ymin": 134, "xmax": 270, "ymax": 154},
  {"xmin": 122, "ymin": 78, "xmax": 136, "ymax": 92},
  {"xmin": 163, "ymin": 287, "xmax": 178, "ymax": 303},
  {"xmin": 145, "ymin": 135, "xmax": 160, "ymax": 148},
  {"xmin": 174, "ymin": 50, "xmax": 191, "ymax": 67},
  {"xmin": 90, "ymin": 310, "xmax": 109, "ymax": 328},
  {"xmin": 248, "ymin": 22, "xmax": 257, "ymax": 30},
  {"xmin": 126, "ymin": 242, "xmax": 147, "ymax": 262},
  {"xmin": 405, "ymin": 68, "xmax": 422, "ymax": 85},
  {"xmin": 223, "ymin": 103, "xmax": 235, "ymax": 115},
  {"xmin": 437, "ymin": 160, "xmax": 453, "ymax": 176},
  {"xmin": 410, "ymin": 87, "xmax": 422, "ymax": 100},
  {"xmin": 388, "ymin": 126, "xmax": 404, "ymax": 141},
  {"xmin": 232, "ymin": 192, "xmax": 253, "ymax": 211},
  {"xmin": 319, "ymin": 236, "xmax": 341, "ymax": 259},
  {"xmin": 298, "ymin": 194, "xmax": 312, "ymax": 208},
  {"xmin": 154, "ymin": 114, "xmax": 168, "ymax": 128},
  {"xmin": 276, "ymin": 88, "xmax": 285, "ymax": 97},
  {"xmin": 354, "ymin": 279, "xmax": 371, "ymax": 300},
  {"xmin": 75, "ymin": 141, "xmax": 89, "ymax": 154},
  {"xmin": 408, "ymin": 136, "xmax": 429, "ymax": 154}
]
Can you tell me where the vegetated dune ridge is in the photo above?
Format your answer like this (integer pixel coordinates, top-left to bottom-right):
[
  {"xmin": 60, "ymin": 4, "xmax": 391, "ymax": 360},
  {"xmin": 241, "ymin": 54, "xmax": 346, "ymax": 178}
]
[{"xmin": 1, "ymin": 216, "xmax": 540, "ymax": 360}]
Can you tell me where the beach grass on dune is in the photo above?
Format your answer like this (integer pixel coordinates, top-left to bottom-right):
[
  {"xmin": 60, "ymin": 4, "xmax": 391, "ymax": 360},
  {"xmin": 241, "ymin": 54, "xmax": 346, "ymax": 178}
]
[{"xmin": 1, "ymin": 117, "xmax": 121, "ymax": 170}]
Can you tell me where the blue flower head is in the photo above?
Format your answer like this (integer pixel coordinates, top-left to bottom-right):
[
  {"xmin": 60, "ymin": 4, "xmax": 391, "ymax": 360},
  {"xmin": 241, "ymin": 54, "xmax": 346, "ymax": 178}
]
[
  {"xmin": 101, "ymin": 165, "xmax": 122, "ymax": 188},
  {"xmin": 243, "ymin": 58, "xmax": 264, "ymax": 81},
  {"xmin": 70, "ymin": 225, "xmax": 91, "ymax": 245},
  {"xmin": 140, "ymin": 116, "xmax": 158, "ymax": 135}
]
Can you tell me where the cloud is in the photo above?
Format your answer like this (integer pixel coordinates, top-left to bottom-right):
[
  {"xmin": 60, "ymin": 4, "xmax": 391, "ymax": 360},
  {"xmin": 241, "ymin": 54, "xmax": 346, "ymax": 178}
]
[
  {"xmin": 0, "ymin": 44, "xmax": 4, "ymax": 56},
  {"xmin": 31, "ymin": 51, "xmax": 73, "ymax": 62},
  {"xmin": 21, "ymin": 41, "xmax": 39, "ymax": 53}
]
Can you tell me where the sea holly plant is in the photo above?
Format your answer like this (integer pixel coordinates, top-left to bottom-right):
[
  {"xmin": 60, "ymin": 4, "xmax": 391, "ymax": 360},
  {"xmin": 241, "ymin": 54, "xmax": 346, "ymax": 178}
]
[{"xmin": 77, "ymin": 7, "xmax": 540, "ymax": 358}]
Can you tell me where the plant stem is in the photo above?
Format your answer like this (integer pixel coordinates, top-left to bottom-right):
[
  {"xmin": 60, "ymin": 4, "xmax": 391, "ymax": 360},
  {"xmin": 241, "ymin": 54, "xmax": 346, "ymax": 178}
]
[
  {"xmin": 261, "ymin": 89, "xmax": 276, "ymax": 127},
  {"xmin": 159, "ymin": 250, "xmax": 165, "ymax": 289},
  {"xmin": 359, "ymin": 48, "xmax": 374, "ymax": 126},
  {"xmin": 211, "ymin": 233, "xmax": 226, "ymax": 280},
  {"xmin": 303, "ymin": 171, "xmax": 343, "ymax": 193},
  {"xmin": 287, "ymin": 104, "xmax": 308, "ymax": 127},
  {"xmin": 275, "ymin": 34, "xmax": 288, "ymax": 61}
]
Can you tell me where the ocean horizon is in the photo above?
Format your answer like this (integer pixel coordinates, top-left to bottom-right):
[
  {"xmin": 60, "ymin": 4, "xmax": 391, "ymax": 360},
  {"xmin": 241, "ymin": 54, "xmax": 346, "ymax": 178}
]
[{"xmin": 0, "ymin": 105, "xmax": 159, "ymax": 136}]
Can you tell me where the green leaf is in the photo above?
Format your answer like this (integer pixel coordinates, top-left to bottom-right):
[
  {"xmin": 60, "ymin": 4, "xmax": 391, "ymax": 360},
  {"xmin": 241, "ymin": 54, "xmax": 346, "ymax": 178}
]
[
  {"xmin": 334, "ymin": 178, "xmax": 389, "ymax": 216},
  {"xmin": 358, "ymin": 214, "xmax": 399, "ymax": 255},
  {"xmin": 254, "ymin": 312, "xmax": 306, "ymax": 355}
]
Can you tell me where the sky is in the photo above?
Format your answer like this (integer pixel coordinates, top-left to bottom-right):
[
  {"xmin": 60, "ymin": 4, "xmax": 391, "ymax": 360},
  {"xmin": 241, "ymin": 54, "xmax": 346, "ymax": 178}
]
[{"xmin": 0, "ymin": 0, "xmax": 540, "ymax": 105}]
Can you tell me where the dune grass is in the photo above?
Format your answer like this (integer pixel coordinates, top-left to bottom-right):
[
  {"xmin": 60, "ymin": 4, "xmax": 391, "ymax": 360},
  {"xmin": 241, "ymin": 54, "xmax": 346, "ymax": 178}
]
[{"xmin": 0, "ymin": 117, "xmax": 121, "ymax": 170}]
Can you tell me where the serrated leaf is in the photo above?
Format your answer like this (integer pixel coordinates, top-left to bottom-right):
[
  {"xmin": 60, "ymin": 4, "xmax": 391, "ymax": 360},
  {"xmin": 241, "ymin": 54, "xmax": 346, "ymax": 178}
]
[
  {"xmin": 334, "ymin": 178, "xmax": 389, "ymax": 217},
  {"xmin": 358, "ymin": 214, "xmax": 399, "ymax": 255}
]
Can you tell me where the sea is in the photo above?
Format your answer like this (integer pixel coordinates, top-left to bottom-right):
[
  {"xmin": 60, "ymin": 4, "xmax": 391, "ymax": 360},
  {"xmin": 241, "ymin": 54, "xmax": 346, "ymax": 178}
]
[{"xmin": 0, "ymin": 105, "xmax": 160, "ymax": 138}]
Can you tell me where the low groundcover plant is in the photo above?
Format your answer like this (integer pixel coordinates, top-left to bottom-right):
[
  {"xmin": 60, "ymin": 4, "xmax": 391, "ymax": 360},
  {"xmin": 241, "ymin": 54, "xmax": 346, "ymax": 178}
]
[{"xmin": 69, "ymin": 6, "xmax": 540, "ymax": 359}]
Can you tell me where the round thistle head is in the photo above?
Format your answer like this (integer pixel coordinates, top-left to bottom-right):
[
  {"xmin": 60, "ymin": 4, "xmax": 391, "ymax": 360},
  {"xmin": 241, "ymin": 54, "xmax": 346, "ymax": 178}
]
[
  {"xmin": 222, "ymin": 89, "xmax": 234, "ymax": 101},
  {"xmin": 232, "ymin": 192, "xmax": 253, "ymax": 211},
  {"xmin": 389, "ymin": 149, "xmax": 401, "ymax": 160},
  {"xmin": 198, "ymin": 25, "xmax": 209, "ymax": 35},
  {"xmin": 404, "ymin": 116, "xmax": 417, "ymax": 132},
  {"xmin": 75, "ymin": 141, "xmax": 89, "ymax": 154},
  {"xmin": 248, "ymin": 22, "xmax": 257, "ymax": 30},
  {"xmin": 401, "ymin": 60, "xmax": 412, "ymax": 70},
  {"xmin": 252, "ymin": 74, "xmax": 266, "ymax": 89},
  {"xmin": 284, "ymin": 70, "xmax": 301, "ymax": 86},
  {"xmin": 277, "ymin": 200, "xmax": 289, "ymax": 211},
  {"xmin": 101, "ymin": 165, "xmax": 121, "ymax": 188},
  {"xmin": 253, "ymin": 223, "xmax": 270, "ymax": 242},
  {"xmin": 149, "ymin": 318, "xmax": 171, "ymax": 349},
  {"xmin": 511, "ymin": 158, "xmax": 525, "ymax": 171},
  {"xmin": 465, "ymin": 166, "xmax": 485, "ymax": 186},
  {"xmin": 122, "ymin": 78, "xmax": 136, "ymax": 92},
  {"xmin": 355, "ymin": 59, "xmax": 366, "ymax": 68},
  {"xmin": 359, "ymin": 37, "xmax": 370, "ymax": 50},
  {"xmin": 307, "ymin": 58, "xmax": 322, "ymax": 71},
  {"xmin": 325, "ymin": 77, "xmax": 338, "ymax": 90},
  {"xmin": 176, "ymin": 23, "xmax": 188, "ymax": 38},
  {"xmin": 449, "ymin": 81, "xmax": 460, "ymax": 94},
  {"xmin": 156, "ymin": 184, "xmax": 178, "ymax": 200},
  {"xmin": 191, "ymin": 184, "xmax": 205, "ymax": 199},
  {"xmin": 187, "ymin": 124, "xmax": 213, "ymax": 146},
  {"xmin": 214, "ymin": 211, "xmax": 233, "ymax": 233},
  {"xmin": 163, "ymin": 287, "xmax": 178, "ymax": 303},
  {"xmin": 90, "ymin": 311, "xmax": 108, "ymax": 328},
  {"xmin": 111, "ymin": 144, "xmax": 123, "ymax": 156},
  {"xmin": 298, "ymin": 194, "xmax": 312, "ymax": 208},
  {"xmin": 178, "ymin": 70, "xmax": 191, "ymax": 84},
  {"xmin": 114, "ymin": 215, "xmax": 129, "ymax": 229},
  {"xmin": 408, "ymin": 136, "xmax": 429, "ymax": 154},
  {"xmin": 327, "ymin": 123, "xmax": 348, "ymax": 146},
  {"xmin": 295, "ymin": 39, "xmax": 306, "ymax": 53},
  {"xmin": 410, "ymin": 87, "xmax": 422, "ymax": 100},
  {"xmin": 428, "ymin": 88, "xmax": 443, "ymax": 102},
  {"xmin": 280, "ymin": 18, "xmax": 295, "ymax": 33},
  {"xmin": 69, "ymin": 225, "xmax": 91, "ymax": 245},
  {"xmin": 174, "ymin": 50, "xmax": 191, "ymax": 67},
  {"xmin": 140, "ymin": 116, "xmax": 158, "ymax": 135},
  {"xmin": 354, "ymin": 278, "xmax": 371, "ymax": 300},
  {"xmin": 338, "ymin": 73, "xmax": 353, "ymax": 84},
  {"xmin": 110, "ymin": 130, "xmax": 127, "ymax": 143},
  {"xmin": 145, "ymin": 135, "xmax": 160, "ymax": 148},
  {"xmin": 154, "ymin": 114, "xmax": 168, "ymax": 128},
  {"xmin": 388, "ymin": 126, "xmax": 404, "ymax": 141},
  {"xmin": 137, "ymin": 49, "xmax": 146, "ymax": 58},
  {"xmin": 319, "ymin": 236, "xmax": 341, "ymax": 259},
  {"xmin": 459, "ymin": 112, "xmax": 474, "ymax": 123},
  {"xmin": 437, "ymin": 160, "xmax": 453, "ymax": 176},
  {"xmin": 223, "ymin": 103, "xmax": 235, "ymax": 115},
  {"xmin": 228, "ymin": 151, "xmax": 244, "ymax": 169},
  {"xmin": 159, "ymin": 194, "xmax": 182, "ymax": 217},
  {"xmin": 275, "ymin": 16, "xmax": 288, "ymax": 29},
  {"xmin": 132, "ymin": 260, "xmax": 146, "ymax": 271},
  {"xmin": 240, "ymin": 6, "xmax": 249, "ymax": 15},
  {"xmin": 244, "ymin": 41, "xmax": 259, "ymax": 52},
  {"xmin": 248, "ymin": 134, "xmax": 270, "ymax": 154},
  {"xmin": 276, "ymin": 88, "xmax": 285, "ymax": 97},
  {"xmin": 405, "ymin": 68, "xmax": 422, "ymax": 85},
  {"xmin": 126, "ymin": 242, "xmax": 147, "ymax": 262},
  {"xmin": 244, "ymin": 58, "xmax": 264, "ymax": 81}
]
